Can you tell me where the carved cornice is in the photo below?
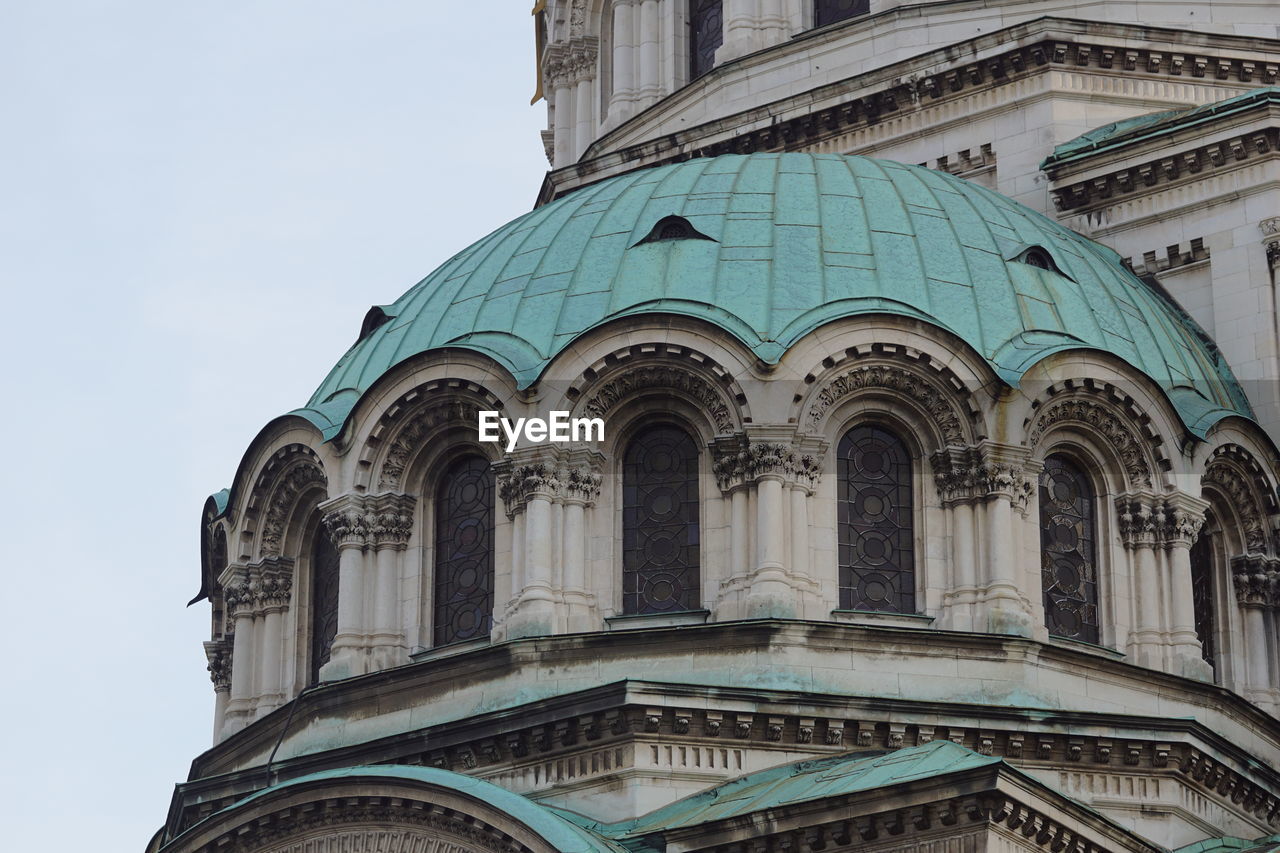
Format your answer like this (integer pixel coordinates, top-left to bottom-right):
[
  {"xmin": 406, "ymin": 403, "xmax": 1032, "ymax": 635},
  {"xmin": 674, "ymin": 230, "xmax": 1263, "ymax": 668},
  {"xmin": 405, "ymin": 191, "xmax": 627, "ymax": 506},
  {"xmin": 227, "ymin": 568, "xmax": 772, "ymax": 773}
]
[
  {"xmin": 806, "ymin": 362, "xmax": 968, "ymax": 445},
  {"xmin": 1050, "ymin": 128, "xmax": 1280, "ymax": 213},
  {"xmin": 1027, "ymin": 397, "xmax": 1155, "ymax": 490},
  {"xmin": 578, "ymin": 363, "xmax": 737, "ymax": 435},
  {"xmin": 204, "ymin": 639, "xmax": 231, "ymax": 692}
]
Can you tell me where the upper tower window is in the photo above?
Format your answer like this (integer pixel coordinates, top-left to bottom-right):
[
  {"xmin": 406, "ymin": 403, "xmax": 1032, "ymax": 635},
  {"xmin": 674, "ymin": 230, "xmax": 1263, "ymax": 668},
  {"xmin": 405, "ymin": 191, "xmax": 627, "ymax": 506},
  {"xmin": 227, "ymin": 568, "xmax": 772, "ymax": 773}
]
[
  {"xmin": 434, "ymin": 455, "xmax": 495, "ymax": 646},
  {"xmin": 623, "ymin": 425, "xmax": 701, "ymax": 614},
  {"xmin": 814, "ymin": 0, "xmax": 870, "ymax": 28},
  {"xmin": 690, "ymin": 0, "xmax": 723, "ymax": 79},
  {"xmin": 837, "ymin": 425, "xmax": 915, "ymax": 613},
  {"xmin": 1039, "ymin": 455, "xmax": 1100, "ymax": 644}
]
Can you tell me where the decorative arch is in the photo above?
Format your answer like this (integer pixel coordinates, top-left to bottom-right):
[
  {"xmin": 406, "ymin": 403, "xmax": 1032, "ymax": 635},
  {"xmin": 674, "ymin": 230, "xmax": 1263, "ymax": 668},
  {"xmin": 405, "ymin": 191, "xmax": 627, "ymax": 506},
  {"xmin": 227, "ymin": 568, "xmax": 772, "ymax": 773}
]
[
  {"xmin": 568, "ymin": 344, "xmax": 748, "ymax": 436},
  {"xmin": 1024, "ymin": 383, "xmax": 1166, "ymax": 492},
  {"xmin": 244, "ymin": 445, "xmax": 329, "ymax": 559},
  {"xmin": 1202, "ymin": 444, "xmax": 1277, "ymax": 555},
  {"xmin": 365, "ymin": 379, "xmax": 507, "ymax": 491},
  {"xmin": 797, "ymin": 345, "xmax": 982, "ymax": 448}
]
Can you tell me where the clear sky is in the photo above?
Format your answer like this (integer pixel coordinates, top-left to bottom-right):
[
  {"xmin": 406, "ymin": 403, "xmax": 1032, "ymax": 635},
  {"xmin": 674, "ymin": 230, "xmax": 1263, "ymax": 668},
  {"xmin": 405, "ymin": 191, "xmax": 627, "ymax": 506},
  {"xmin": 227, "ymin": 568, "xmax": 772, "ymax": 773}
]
[{"xmin": 0, "ymin": 3, "xmax": 548, "ymax": 848}]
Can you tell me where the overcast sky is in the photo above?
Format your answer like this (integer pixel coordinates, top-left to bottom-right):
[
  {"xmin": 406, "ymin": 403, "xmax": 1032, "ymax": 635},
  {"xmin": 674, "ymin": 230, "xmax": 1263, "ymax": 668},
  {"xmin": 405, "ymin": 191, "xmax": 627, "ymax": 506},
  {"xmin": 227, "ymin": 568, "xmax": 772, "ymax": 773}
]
[{"xmin": 0, "ymin": 3, "xmax": 547, "ymax": 848}]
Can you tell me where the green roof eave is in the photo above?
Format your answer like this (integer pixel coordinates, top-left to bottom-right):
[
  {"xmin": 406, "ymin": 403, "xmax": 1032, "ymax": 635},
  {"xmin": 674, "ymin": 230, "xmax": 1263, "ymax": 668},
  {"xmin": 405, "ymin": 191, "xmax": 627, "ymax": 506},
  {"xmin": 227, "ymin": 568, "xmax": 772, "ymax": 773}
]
[
  {"xmin": 1044, "ymin": 86, "xmax": 1280, "ymax": 169},
  {"xmin": 192, "ymin": 765, "xmax": 626, "ymax": 853},
  {"xmin": 284, "ymin": 154, "xmax": 1250, "ymax": 445}
]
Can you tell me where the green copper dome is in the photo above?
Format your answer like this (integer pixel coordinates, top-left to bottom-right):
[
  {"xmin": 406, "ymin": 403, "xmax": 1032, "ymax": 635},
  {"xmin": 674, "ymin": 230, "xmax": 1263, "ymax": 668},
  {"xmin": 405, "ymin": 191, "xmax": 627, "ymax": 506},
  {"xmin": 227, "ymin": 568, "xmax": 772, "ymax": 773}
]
[{"xmin": 299, "ymin": 152, "xmax": 1250, "ymax": 438}]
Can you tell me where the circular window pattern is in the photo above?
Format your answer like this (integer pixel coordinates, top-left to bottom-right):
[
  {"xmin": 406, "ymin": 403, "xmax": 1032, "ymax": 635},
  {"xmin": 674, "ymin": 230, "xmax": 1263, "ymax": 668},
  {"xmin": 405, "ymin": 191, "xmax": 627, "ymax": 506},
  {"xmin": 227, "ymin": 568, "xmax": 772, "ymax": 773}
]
[
  {"xmin": 837, "ymin": 425, "xmax": 914, "ymax": 613},
  {"xmin": 434, "ymin": 455, "xmax": 494, "ymax": 646},
  {"xmin": 623, "ymin": 426, "xmax": 700, "ymax": 614},
  {"xmin": 1039, "ymin": 455, "xmax": 1099, "ymax": 644}
]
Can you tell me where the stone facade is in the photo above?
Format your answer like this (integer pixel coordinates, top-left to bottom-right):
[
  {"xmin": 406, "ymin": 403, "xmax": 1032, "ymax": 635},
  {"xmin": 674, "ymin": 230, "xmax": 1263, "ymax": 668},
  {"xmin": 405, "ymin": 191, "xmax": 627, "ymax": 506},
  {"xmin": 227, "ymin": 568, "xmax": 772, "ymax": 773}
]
[{"xmin": 154, "ymin": 3, "xmax": 1280, "ymax": 852}]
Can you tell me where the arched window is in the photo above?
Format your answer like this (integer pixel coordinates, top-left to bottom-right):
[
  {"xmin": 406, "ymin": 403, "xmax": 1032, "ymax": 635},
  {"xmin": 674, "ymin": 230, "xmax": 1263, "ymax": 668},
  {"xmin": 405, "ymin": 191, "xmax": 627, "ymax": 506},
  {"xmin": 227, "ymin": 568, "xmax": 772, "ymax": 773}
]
[
  {"xmin": 434, "ymin": 454, "xmax": 495, "ymax": 646},
  {"xmin": 690, "ymin": 0, "xmax": 723, "ymax": 79},
  {"xmin": 309, "ymin": 518, "xmax": 340, "ymax": 685},
  {"xmin": 814, "ymin": 0, "xmax": 869, "ymax": 28},
  {"xmin": 837, "ymin": 425, "xmax": 915, "ymax": 613},
  {"xmin": 1039, "ymin": 455, "xmax": 1099, "ymax": 643},
  {"xmin": 1190, "ymin": 523, "xmax": 1217, "ymax": 671},
  {"xmin": 623, "ymin": 425, "xmax": 701, "ymax": 614}
]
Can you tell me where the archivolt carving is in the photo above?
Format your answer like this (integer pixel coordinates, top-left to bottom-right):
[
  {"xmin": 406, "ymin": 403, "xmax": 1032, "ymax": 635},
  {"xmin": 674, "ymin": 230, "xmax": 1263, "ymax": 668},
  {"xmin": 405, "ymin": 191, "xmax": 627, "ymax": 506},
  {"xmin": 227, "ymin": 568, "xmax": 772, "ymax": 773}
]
[
  {"xmin": 1204, "ymin": 462, "xmax": 1268, "ymax": 553},
  {"xmin": 579, "ymin": 365, "xmax": 737, "ymax": 434},
  {"xmin": 207, "ymin": 800, "xmax": 528, "ymax": 853},
  {"xmin": 805, "ymin": 363, "xmax": 967, "ymax": 444},
  {"xmin": 258, "ymin": 463, "xmax": 327, "ymax": 556},
  {"xmin": 1027, "ymin": 399, "xmax": 1153, "ymax": 490},
  {"xmin": 379, "ymin": 399, "xmax": 487, "ymax": 490}
]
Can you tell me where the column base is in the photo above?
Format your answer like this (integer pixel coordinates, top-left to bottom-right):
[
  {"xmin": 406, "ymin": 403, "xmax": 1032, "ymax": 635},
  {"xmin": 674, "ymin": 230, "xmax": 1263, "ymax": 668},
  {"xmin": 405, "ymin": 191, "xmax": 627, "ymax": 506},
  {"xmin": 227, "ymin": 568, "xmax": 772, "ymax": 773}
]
[
  {"xmin": 503, "ymin": 591, "xmax": 557, "ymax": 640},
  {"xmin": 319, "ymin": 642, "xmax": 365, "ymax": 683}
]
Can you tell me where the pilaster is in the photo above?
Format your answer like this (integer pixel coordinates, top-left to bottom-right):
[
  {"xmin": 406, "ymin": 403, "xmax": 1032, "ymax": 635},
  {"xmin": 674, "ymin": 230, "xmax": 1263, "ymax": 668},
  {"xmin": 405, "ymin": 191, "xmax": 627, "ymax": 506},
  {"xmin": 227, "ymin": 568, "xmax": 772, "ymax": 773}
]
[
  {"xmin": 318, "ymin": 494, "xmax": 373, "ymax": 682},
  {"xmin": 710, "ymin": 427, "xmax": 826, "ymax": 620}
]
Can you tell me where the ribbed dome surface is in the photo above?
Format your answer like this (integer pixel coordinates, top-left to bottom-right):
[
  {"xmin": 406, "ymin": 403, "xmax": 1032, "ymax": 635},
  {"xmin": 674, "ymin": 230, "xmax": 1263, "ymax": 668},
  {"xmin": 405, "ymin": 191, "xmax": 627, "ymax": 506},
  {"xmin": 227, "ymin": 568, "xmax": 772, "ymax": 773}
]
[{"xmin": 300, "ymin": 153, "xmax": 1249, "ymax": 437}]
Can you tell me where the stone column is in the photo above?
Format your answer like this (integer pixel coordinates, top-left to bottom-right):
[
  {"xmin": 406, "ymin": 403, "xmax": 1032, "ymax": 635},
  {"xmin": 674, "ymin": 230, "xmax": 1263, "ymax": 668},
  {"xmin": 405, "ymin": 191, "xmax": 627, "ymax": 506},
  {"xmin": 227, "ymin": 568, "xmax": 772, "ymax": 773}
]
[
  {"xmin": 1161, "ymin": 495, "xmax": 1210, "ymax": 681},
  {"xmin": 571, "ymin": 38, "xmax": 599, "ymax": 159},
  {"xmin": 559, "ymin": 454, "xmax": 604, "ymax": 632},
  {"xmin": 976, "ymin": 443, "xmax": 1035, "ymax": 637},
  {"xmin": 319, "ymin": 496, "xmax": 371, "ymax": 681},
  {"xmin": 933, "ymin": 446, "xmax": 982, "ymax": 632},
  {"xmin": 1233, "ymin": 555, "xmax": 1279, "ymax": 705},
  {"xmin": 369, "ymin": 494, "xmax": 415, "ymax": 671},
  {"xmin": 609, "ymin": 0, "xmax": 637, "ymax": 118},
  {"xmin": 544, "ymin": 44, "xmax": 574, "ymax": 167},
  {"xmin": 498, "ymin": 458, "xmax": 561, "ymax": 638},
  {"xmin": 220, "ymin": 564, "xmax": 256, "ymax": 735},
  {"xmin": 717, "ymin": 0, "xmax": 761, "ymax": 65},
  {"xmin": 637, "ymin": 0, "xmax": 661, "ymax": 104},
  {"xmin": 204, "ymin": 638, "xmax": 231, "ymax": 743},
  {"xmin": 254, "ymin": 558, "xmax": 293, "ymax": 714},
  {"xmin": 1117, "ymin": 495, "xmax": 1163, "ymax": 668}
]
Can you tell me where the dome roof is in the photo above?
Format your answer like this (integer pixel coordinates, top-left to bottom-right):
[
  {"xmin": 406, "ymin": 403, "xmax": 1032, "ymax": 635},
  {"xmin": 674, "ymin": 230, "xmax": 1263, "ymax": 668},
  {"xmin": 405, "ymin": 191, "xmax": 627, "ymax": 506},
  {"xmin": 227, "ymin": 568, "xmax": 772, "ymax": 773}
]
[{"xmin": 300, "ymin": 153, "xmax": 1250, "ymax": 437}]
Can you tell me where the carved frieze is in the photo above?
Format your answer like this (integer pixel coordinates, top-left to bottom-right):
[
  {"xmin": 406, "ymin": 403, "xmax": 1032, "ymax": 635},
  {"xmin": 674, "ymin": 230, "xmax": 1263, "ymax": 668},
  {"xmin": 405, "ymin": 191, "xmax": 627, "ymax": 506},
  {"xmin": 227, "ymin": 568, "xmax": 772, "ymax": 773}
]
[
  {"xmin": 580, "ymin": 364, "xmax": 736, "ymax": 434},
  {"xmin": 806, "ymin": 363, "xmax": 966, "ymax": 444},
  {"xmin": 1027, "ymin": 398, "xmax": 1153, "ymax": 490}
]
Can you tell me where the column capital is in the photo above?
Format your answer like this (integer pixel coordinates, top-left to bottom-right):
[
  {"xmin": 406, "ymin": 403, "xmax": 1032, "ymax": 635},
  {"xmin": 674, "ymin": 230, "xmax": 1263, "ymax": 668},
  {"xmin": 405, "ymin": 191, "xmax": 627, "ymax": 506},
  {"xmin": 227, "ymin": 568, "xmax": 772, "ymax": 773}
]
[
  {"xmin": 255, "ymin": 557, "xmax": 295, "ymax": 610},
  {"xmin": 1232, "ymin": 554, "xmax": 1280, "ymax": 607},
  {"xmin": 204, "ymin": 639, "xmax": 232, "ymax": 692},
  {"xmin": 1262, "ymin": 218, "xmax": 1280, "ymax": 269},
  {"xmin": 711, "ymin": 429, "xmax": 826, "ymax": 493},
  {"xmin": 933, "ymin": 441, "xmax": 1037, "ymax": 510},
  {"xmin": 319, "ymin": 494, "xmax": 374, "ymax": 550},
  {"xmin": 368, "ymin": 493, "xmax": 416, "ymax": 549},
  {"xmin": 218, "ymin": 563, "xmax": 256, "ymax": 618}
]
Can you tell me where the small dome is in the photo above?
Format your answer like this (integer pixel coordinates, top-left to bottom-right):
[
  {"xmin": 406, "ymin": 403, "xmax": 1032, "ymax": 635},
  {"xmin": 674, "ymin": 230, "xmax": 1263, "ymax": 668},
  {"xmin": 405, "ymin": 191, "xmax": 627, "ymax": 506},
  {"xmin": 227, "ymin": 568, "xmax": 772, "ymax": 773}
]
[{"xmin": 302, "ymin": 153, "xmax": 1250, "ymax": 437}]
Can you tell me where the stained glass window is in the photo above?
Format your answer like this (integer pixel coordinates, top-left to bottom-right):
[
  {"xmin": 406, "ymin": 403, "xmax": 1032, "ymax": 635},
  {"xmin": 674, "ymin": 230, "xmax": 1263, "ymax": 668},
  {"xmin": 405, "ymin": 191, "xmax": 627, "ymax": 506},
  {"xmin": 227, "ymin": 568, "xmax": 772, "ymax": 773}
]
[
  {"xmin": 434, "ymin": 455, "xmax": 495, "ymax": 646},
  {"xmin": 814, "ymin": 0, "xmax": 869, "ymax": 28},
  {"xmin": 1039, "ymin": 455, "xmax": 1099, "ymax": 643},
  {"xmin": 1190, "ymin": 527, "xmax": 1216, "ymax": 669},
  {"xmin": 309, "ymin": 519, "xmax": 340, "ymax": 684},
  {"xmin": 838, "ymin": 425, "xmax": 915, "ymax": 612},
  {"xmin": 690, "ymin": 0, "xmax": 723, "ymax": 79},
  {"xmin": 623, "ymin": 425, "xmax": 701, "ymax": 614}
]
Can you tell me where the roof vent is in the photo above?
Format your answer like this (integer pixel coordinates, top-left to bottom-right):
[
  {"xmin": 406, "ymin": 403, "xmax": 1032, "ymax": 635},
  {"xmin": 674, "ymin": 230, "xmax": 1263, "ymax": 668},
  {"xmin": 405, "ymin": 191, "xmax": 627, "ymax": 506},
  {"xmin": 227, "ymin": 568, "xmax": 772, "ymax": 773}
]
[
  {"xmin": 633, "ymin": 215, "xmax": 717, "ymax": 247},
  {"xmin": 358, "ymin": 306, "xmax": 393, "ymax": 343},
  {"xmin": 1014, "ymin": 245, "xmax": 1071, "ymax": 279}
]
